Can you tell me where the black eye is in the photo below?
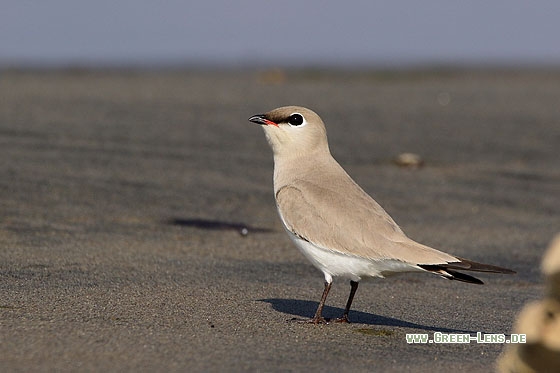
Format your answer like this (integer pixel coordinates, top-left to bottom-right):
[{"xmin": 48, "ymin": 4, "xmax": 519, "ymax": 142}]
[{"xmin": 288, "ymin": 113, "xmax": 304, "ymax": 126}]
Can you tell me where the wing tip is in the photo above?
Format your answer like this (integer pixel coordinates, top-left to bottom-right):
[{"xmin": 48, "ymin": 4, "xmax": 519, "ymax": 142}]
[{"xmin": 451, "ymin": 257, "xmax": 516, "ymax": 274}]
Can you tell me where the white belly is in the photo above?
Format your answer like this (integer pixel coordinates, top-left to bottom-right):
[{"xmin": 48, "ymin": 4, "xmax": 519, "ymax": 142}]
[{"xmin": 285, "ymin": 230, "xmax": 421, "ymax": 283}]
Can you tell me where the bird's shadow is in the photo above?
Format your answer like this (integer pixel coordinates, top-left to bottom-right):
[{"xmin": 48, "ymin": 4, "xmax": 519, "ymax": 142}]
[
  {"xmin": 260, "ymin": 298, "xmax": 484, "ymax": 334},
  {"xmin": 166, "ymin": 218, "xmax": 274, "ymax": 234}
]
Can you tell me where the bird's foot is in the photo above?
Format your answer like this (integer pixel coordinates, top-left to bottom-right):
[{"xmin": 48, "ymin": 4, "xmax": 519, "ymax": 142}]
[
  {"xmin": 332, "ymin": 315, "xmax": 351, "ymax": 323},
  {"xmin": 308, "ymin": 316, "xmax": 329, "ymax": 324},
  {"xmin": 289, "ymin": 316, "xmax": 329, "ymax": 324}
]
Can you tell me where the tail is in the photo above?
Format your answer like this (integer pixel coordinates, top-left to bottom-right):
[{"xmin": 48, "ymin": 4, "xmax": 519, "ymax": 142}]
[{"xmin": 418, "ymin": 257, "xmax": 516, "ymax": 285}]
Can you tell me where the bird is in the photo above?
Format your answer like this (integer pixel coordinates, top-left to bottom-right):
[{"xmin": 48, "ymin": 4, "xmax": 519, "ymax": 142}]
[{"xmin": 249, "ymin": 106, "xmax": 516, "ymax": 324}]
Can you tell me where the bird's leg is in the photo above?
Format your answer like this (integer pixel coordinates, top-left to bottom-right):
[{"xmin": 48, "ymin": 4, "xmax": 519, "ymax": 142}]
[
  {"xmin": 334, "ymin": 280, "xmax": 359, "ymax": 323},
  {"xmin": 308, "ymin": 281, "xmax": 332, "ymax": 324}
]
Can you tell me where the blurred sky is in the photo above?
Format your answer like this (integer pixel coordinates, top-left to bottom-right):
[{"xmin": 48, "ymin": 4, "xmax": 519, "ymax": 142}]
[{"xmin": 1, "ymin": 0, "xmax": 560, "ymax": 68}]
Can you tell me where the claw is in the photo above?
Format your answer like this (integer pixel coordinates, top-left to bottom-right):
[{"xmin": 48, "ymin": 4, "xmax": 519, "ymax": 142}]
[
  {"xmin": 308, "ymin": 316, "xmax": 329, "ymax": 324},
  {"xmin": 332, "ymin": 316, "xmax": 350, "ymax": 323},
  {"xmin": 289, "ymin": 317, "xmax": 329, "ymax": 324}
]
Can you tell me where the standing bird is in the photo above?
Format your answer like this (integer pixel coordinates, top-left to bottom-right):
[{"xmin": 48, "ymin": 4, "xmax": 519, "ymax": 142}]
[{"xmin": 249, "ymin": 106, "xmax": 515, "ymax": 324}]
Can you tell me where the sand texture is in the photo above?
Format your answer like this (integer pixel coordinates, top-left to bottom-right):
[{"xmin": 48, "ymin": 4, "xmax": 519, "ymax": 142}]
[{"xmin": 1, "ymin": 69, "xmax": 559, "ymax": 372}]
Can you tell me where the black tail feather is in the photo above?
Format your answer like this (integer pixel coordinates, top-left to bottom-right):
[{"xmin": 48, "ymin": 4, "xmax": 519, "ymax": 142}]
[
  {"xmin": 418, "ymin": 258, "xmax": 515, "ymax": 285},
  {"xmin": 418, "ymin": 265, "xmax": 484, "ymax": 284},
  {"xmin": 444, "ymin": 269, "xmax": 484, "ymax": 284}
]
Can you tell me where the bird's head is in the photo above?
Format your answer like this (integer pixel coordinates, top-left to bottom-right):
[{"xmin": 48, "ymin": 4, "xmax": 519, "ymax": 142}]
[{"xmin": 249, "ymin": 106, "xmax": 329, "ymax": 159}]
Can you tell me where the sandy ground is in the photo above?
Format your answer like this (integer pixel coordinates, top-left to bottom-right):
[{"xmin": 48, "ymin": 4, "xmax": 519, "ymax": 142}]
[{"xmin": 1, "ymin": 68, "xmax": 559, "ymax": 372}]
